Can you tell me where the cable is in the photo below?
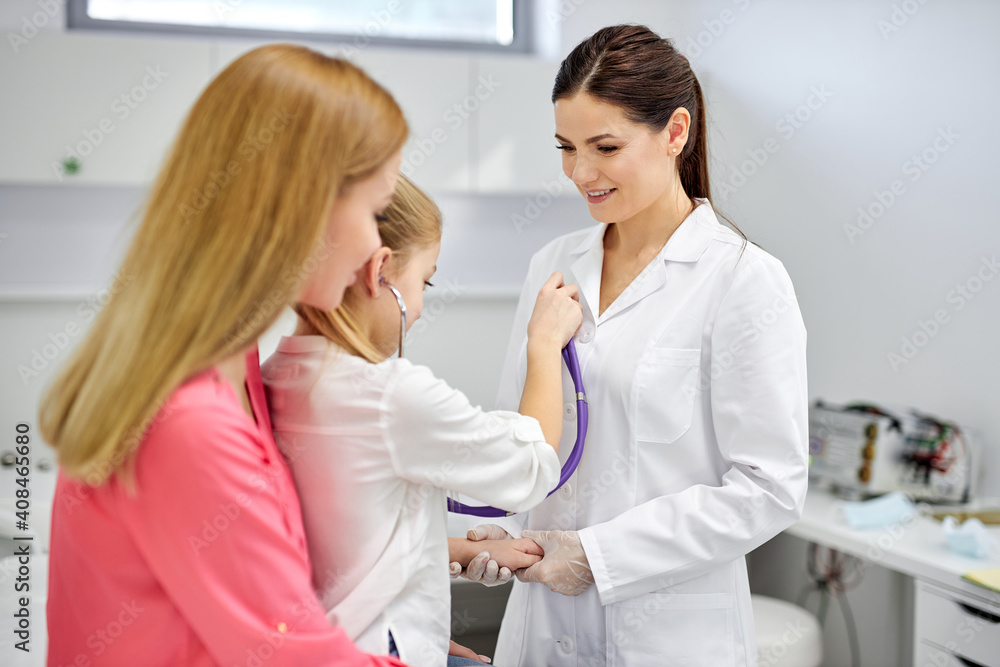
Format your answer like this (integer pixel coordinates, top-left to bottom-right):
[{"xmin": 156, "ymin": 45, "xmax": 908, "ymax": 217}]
[
  {"xmin": 802, "ymin": 544, "xmax": 863, "ymax": 667},
  {"xmin": 837, "ymin": 586, "xmax": 861, "ymax": 667}
]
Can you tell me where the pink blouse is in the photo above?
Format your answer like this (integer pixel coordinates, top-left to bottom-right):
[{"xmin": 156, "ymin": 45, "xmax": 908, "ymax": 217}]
[{"xmin": 46, "ymin": 348, "xmax": 407, "ymax": 667}]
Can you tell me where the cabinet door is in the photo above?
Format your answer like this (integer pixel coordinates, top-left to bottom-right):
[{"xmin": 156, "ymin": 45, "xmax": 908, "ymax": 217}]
[
  {"xmin": 474, "ymin": 54, "xmax": 567, "ymax": 193},
  {"xmin": 0, "ymin": 32, "xmax": 212, "ymax": 184},
  {"xmin": 915, "ymin": 582, "xmax": 1000, "ymax": 667},
  {"xmin": 213, "ymin": 41, "xmax": 473, "ymax": 192}
]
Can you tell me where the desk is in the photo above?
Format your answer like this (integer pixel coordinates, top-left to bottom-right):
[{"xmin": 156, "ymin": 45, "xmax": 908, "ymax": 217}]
[{"xmin": 787, "ymin": 490, "xmax": 1000, "ymax": 666}]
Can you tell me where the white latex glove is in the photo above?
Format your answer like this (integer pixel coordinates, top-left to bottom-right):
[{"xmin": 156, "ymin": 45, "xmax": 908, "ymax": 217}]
[
  {"xmin": 516, "ymin": 529, "xmax": 594, "ymax": 596},
  {"xmin": 449, "ymin": 524, "xmax": 514, "ymax": 586}
]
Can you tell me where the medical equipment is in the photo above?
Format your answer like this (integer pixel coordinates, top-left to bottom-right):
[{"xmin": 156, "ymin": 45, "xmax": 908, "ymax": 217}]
[
  {"xmin": 381, "ymin": 278, "xmax": 589, "ymax": 517},
  {"xmin": 808, "ymin": 401, "xmax": 974, "ymax": 503},
  {"xmin": 447, "ymin": 338, "xmax": 588, "ymax": 517},
  {"xmin": 380, "ymin": 278, "xmax": 406, "ymax": 358}
]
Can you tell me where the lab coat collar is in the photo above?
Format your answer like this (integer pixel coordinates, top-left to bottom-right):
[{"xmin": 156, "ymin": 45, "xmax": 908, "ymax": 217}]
[
  {"xmin": 568, "ymin": 199, "xmax": 715, "ymax": 323},
  {"xmin": 567, "ymin": 198, "xmax": 714, "ymax": 262}
]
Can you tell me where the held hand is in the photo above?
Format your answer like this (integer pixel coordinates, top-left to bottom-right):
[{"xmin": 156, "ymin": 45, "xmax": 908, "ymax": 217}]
[
  {"xmin": 516, "ymin": 529, "xmax": 595, "ymax": 597},
  {"xmin": 527, "ymin": 271, "xmax": 582, "ymax": 349},
  {"xmin": 450, "ymin": 524, "xmax": 514, "ymax": 586},
  {"xmin": 476, "ymin": 537, "xmax": 543, "ymax": 571}
]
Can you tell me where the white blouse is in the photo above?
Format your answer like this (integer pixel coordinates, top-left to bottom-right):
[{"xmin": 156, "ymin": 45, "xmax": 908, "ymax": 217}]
[{"xmin": 261, "ymin": 335, "xmax": 560, "ymax": 667}]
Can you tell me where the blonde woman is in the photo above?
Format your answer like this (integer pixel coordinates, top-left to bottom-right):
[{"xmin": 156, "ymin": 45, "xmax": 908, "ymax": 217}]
[
  {"xmin": 41, "ymin": 45, "xmax": 409, "ymax": 666},
  {"xmin": 261, "ymin": 176, "xmax": 582, "ymax": 667}
]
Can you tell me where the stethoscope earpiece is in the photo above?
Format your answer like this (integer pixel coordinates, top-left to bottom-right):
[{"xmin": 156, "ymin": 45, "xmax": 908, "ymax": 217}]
[{"xmin": 380, "ymin": 278, "xmax": 406, "ymax": 358}]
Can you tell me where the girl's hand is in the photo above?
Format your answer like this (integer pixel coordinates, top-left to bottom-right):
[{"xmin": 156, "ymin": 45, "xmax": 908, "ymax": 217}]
[
  {"xmin": 449, "ymin": 640, "xmax": 491, "ymax": 664},
  {"xmin": 450, "ymin": 524, "xmax": 514, "ymax": 586},
  {"xmin": 475, "ymin": 537, "xmax": 543, "ymax": 571},
  {"xmin": 527, "ymin": 271, "xmax": 582, "ymax": 350}
]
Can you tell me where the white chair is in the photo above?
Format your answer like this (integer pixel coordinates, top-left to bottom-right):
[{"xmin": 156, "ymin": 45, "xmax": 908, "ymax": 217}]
[{"xmin": 752, "ymin": 594, "xmax": 822, "ymax": 667}]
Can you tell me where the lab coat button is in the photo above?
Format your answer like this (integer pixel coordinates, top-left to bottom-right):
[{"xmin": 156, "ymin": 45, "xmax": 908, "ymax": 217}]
[
  {"xmin": 578, "ymin": 326, "xmax": 594, "ymax": 343},
  {"xmin": 558, "ymin": 635, "xmax": 574, "ymax": 653},
  {"xmin": 563, "ymin": 402, "xmax": 575, "ymax": 421},
  {"xmin": 561, "ymin": 483, "xmax": 573, "ymax": 498}
]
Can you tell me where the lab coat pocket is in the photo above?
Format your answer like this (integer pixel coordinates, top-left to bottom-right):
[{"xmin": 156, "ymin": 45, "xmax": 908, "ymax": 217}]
[
  {"xmin": 608, "ymin": 592, "xmax": 735, "ymax": 667},
  {"xmin": 635, "ymin": 348, "xmax": 701, "ymax": 444}
]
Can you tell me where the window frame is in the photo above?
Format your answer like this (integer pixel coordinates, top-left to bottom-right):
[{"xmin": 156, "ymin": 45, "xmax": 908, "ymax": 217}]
[{"xmin": 66, "ymin": 0, "xmax": 535, "ymax": 54}]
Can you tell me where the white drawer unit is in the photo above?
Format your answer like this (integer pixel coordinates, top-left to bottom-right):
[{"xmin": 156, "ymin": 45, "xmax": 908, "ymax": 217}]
[
  {"xmin": 915, "ymin": 580, "xmax": 1000, "ymax": 667},
  {"xmin": 916, "ymin": 642, "xmax": 989, "ymax": 667}
]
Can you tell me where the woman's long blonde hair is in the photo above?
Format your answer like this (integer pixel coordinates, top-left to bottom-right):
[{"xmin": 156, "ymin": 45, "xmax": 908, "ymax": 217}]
[
  {"xmin": 39, "ymin": 44, "xmax": 407, "ymax": 484},
  {"xmin": 296, "ymin": 175, "xmax": 442, "ymax": 363}
]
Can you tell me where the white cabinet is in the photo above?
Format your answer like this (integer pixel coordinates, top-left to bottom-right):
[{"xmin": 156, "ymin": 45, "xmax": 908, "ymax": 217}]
[
  {"xmin": 212, "ymin": 40, "xmax": 473, "ymax": 193},
  {"xmin": 915, "ymin": 580, "xmax": 1000, "ymax": 667},
  {"xmin": 212, "ymin": 43, "xmax": 566, "ymax": 194},
  {"xmin": 0, "ymin": 32, "xmax": 212, "ymax": 184},
  {"xmin": 0, "ymin": 31, "xmax": 571, "ymax": 193}
]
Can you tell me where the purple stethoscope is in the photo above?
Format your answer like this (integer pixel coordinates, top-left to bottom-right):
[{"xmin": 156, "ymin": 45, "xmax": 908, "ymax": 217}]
[{"xmin": 383, "ymin": 279, "xmax": 589, "ymax": 518}]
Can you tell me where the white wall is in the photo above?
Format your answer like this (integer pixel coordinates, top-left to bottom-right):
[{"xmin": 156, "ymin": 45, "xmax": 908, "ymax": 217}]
[
  {"xmin": 2, "ymin": 2, "xmax": 999, "ymax": 666},
  {"xmin": 555, "ymin": 0, "xmax": 1000, "ymax": 498}
]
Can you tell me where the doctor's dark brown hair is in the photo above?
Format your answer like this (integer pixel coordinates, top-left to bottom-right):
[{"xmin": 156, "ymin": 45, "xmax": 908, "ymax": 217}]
[{"xmin": 553, "ymin": 24, "xmax": 745, "ymax": 242}]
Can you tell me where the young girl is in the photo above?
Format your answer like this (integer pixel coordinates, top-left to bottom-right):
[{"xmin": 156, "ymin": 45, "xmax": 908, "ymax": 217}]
[
  {"xmin": 41, "ymin": 45, "xmax": 410, "ymax": 666},
  {"xmin": 261, "ymin": 175, "xmax": 582, "ymax": 666}
]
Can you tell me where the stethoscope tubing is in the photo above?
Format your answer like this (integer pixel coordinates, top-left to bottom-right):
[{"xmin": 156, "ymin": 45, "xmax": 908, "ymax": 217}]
[{"xmin": 447, "ymin": 337, "xmax": 588, "ymax": 517}]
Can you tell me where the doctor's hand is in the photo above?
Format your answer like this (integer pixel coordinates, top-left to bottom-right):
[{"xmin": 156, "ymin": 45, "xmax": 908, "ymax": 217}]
[
  {"xmin": 527, "ymin": 272, "xmax": 582, "ymax": 349},
  {"xmin": 516, "ymin": 529, "xmax": 595, "ymax": 597},
  {"xmin": 450, "ymin": 524, "xmax": 515, "ymax": 586}
]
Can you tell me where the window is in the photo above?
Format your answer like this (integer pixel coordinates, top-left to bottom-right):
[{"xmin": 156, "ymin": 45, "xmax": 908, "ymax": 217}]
[{"xmin": 67, "ymin": 0, "xmax": 531, "ymax": 53}]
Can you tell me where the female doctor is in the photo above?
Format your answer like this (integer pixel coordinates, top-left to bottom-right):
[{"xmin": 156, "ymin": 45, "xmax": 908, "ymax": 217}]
[{"xmin": 466, "ymin": 25, "xmax": 809, "ymax": 666}]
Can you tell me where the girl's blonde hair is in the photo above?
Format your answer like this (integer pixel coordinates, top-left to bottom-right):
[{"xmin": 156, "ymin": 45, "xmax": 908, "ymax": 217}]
[
  {"xmin": 39, "ymin": 44, "xmax": 407, "ymax": 484},
  {"xmin": 295, "ymin": 175, "xmax": 442, "ymax": 363}
]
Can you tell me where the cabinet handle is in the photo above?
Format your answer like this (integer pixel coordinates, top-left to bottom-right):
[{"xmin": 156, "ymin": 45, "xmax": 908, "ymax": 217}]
[
  {"xmin": 957, "ymin": 602, "xmax": 1000, "ymax": 624},
  {"xmin": 956, "ymin": 655, "xmax": 987, "ymax": 667}
]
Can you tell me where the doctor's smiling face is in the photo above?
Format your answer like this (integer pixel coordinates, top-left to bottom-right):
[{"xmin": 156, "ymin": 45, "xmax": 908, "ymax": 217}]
[{"xmin": 554, "ymin": 93, "xmax": 690, "ymax": 227}]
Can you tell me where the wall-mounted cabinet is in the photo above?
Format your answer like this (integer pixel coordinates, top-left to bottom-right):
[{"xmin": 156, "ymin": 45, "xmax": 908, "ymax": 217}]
[
  {"xmin": 0, "ymin": 32, "xmax": 212, "ymax": 184},
  {"xmin": 1, "ymin": 32, "xmax": 569, "ymax": 194},
  {"xmin": 212, "ymin": 41, "xmax": 476, "ymax": 193}
]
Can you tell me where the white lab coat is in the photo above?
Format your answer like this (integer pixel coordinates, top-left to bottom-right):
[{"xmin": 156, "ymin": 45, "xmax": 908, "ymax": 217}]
[
  {"xmin": 492, "ymin": 200, "xmax": 809, "ymax": 667},
  {"xmin": 261, "ymin": 336, "xmax": 560, "ymax": 667}
]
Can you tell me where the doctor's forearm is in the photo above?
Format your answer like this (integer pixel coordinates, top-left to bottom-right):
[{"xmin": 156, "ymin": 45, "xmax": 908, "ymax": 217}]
[{"xmin": 518, "ymin": 341, "xmax": 563, "ymax": 452}]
